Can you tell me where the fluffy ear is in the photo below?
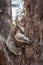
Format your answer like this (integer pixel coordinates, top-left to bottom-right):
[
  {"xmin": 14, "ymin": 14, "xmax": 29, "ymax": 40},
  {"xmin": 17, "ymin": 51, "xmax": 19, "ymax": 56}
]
[
  {"xmin": 13, "ymin": 20, "xmax": 16, "ymax": 26},
  {"xmin": 12, "ymin": 20, "xmax": 17, "ymax": 28}
]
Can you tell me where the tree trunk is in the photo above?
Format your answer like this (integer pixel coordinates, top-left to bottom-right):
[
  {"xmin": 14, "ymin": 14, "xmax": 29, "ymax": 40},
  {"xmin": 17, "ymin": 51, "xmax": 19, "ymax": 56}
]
[
  {"xmin": 0, "ymin": 0, "xmax": 11, "ymax": 39},
  {"xmin": 24, "ymin": 0, "xmax": 43, "ymax": 65},
  {"xmin": 24, "ymin": 0, "xmax": 43, "ymax": 44}
]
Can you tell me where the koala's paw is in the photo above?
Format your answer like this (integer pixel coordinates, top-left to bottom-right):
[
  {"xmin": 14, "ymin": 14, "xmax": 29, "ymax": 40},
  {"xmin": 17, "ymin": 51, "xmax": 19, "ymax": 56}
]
[{"xmin": 18, "ymin": 48, "xmax": 22, "ymax": 55}]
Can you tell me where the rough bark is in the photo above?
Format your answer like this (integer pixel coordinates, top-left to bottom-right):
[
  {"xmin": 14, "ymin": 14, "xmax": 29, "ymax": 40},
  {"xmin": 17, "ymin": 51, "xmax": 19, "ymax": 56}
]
[
  {"xmin": 24, "ymin": 0, "xmax": 43, "ymax": 44},
  {"xmin": 24, "ymin": 0, "xmax": 43, "ymax": 65},
  {"xmin": 0, "ymin": 0, "xmax": 11, "ymax": 39}
]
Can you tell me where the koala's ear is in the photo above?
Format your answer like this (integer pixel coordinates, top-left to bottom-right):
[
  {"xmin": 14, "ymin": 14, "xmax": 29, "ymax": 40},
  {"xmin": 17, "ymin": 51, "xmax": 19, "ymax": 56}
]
[
  {"xmin": 11, "ymin": 21, "xmax": 17, "ymax": 30},
  {"xmin": 12, "ymin": 21, "xmax": 17, "ymax": 27}
]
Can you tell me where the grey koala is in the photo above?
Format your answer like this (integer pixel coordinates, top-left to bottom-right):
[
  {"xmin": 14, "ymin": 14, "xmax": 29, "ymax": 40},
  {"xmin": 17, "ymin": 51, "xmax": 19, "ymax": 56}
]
[{"xmin": 6, "ymin": 23, "xmax": 32, "ymax": 56}]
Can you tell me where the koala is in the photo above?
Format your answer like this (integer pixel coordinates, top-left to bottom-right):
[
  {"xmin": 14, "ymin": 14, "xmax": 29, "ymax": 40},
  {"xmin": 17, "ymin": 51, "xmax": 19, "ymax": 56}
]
[{"xmin": 6, "ymin": 21, "xmax": 32, "ymax": 56}]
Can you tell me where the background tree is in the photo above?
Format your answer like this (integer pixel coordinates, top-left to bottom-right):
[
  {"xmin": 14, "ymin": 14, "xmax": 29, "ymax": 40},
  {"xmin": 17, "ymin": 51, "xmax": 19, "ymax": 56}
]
[{"xmin": 0, "ymin": 0, "xmax": 12, "ymax": 39}]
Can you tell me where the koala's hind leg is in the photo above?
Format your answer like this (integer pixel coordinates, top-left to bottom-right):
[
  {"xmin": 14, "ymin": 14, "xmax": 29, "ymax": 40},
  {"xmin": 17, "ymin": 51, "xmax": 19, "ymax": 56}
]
[{"xmin": 8, "ymin": 41, "xmax": 22, "ymax": 55}]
